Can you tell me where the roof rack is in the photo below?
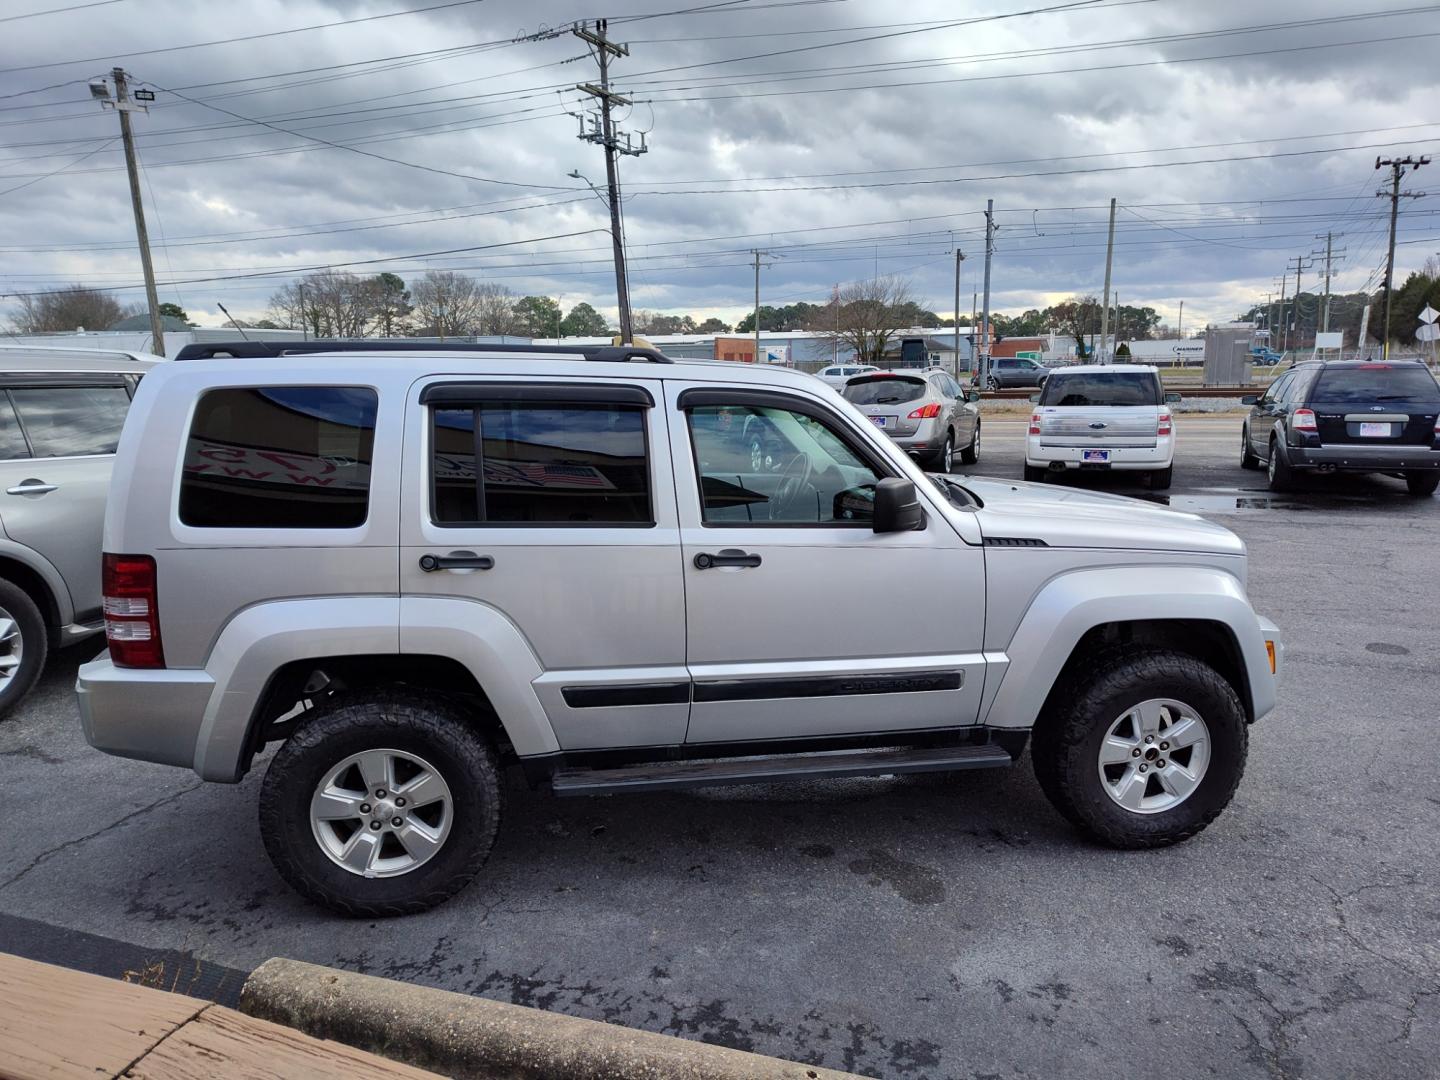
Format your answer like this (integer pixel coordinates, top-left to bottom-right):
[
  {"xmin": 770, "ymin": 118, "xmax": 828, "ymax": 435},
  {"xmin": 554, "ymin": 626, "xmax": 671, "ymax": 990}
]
[{"xmin": 172, "ymin": 340, "xmax": 674, "ymax": 364}]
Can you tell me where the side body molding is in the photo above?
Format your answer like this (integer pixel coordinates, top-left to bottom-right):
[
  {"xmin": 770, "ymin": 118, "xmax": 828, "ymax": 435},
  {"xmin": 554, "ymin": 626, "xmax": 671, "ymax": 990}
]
[
  {"xmin": 195, "ymin": 598, "xmax": 400, "ymax": 781},
  {"xmin": 980, "ymin": 566, "xmax": 1274, "ymax": 730},
  {"xmin": 400, "ymin": 596, "xmax": 557, "ymax": 758}
]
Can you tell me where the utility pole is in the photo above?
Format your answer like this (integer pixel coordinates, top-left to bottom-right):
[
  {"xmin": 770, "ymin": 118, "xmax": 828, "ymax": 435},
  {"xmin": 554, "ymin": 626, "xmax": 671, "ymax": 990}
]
[
  {"xmin": 1376, "ymin": 155, "xmax": 1429, "ymax": 358},
  {"xmin": 574, "ymin": 20, "xmax": 647, "ymax": 344},
  {"xmin": 1311, "ymin": 232, "xmax": 1346, "ymax": 335},
  {"xmin": 94, "ymin": 69, "xmax": 163, "ymax": 355},
  {"xmin": 980, "ymin": 199, "xmax": 994, "ymax": 385},
  {"xmin": 952, "ymin": 247, "xmax": 965, "ymax": 380},
  {"xmin": 1099, "ymin": 197, "xmax": 1117, "ymax": 362},
  {"xmin": 1276, "ymin": 270, "xmax": 1287, "ymax": 354},
  {"xmin": 750, "ymin": 249, "xmax": 773, "ymax": 364},
  {"xmin": 1177, "ymin": 300, "xmax": 1183, "ymax": 342},
  {"xmin": 1284, "ymin": 253, "xmax": 1308, "ymax": 352}
]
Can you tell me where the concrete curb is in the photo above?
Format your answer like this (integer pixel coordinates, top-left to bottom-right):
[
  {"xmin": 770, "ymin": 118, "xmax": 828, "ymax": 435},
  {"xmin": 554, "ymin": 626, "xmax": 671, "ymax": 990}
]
[{"xmin": 240, "ymin": 958, "xmax": 861, "ymax": 1080}]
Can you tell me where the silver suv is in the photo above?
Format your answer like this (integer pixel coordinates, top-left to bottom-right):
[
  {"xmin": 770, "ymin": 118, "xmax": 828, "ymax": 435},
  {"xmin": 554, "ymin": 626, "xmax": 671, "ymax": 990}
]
[
  {"xmin": 843, "ymin": 368, "xmax": 980, "ymax": 471},
  {"xmin": 0, "ymin": 346, "xmax": 155, "ymax": 715},
  {"xmin": 78, "ymin": 342, "xmax": 1281, "ymax": 916}
]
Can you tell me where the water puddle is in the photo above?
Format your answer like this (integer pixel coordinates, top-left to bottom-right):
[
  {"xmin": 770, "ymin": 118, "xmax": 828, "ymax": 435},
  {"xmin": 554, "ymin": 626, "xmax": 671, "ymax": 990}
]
[{"xmin": 1139, "ymin": 489, "xmax": 1397, "ymax": 514}]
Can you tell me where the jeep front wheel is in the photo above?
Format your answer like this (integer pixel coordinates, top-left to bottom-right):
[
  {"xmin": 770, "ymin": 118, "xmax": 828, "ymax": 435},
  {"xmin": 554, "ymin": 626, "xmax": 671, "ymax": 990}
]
[
  {"xmin": 259, "ymin": 691, "xmax": 502, "ymax": 916},
  {"xmin": 1031, "ymin": 649, "xmax": 1247, "ymax": 848}
]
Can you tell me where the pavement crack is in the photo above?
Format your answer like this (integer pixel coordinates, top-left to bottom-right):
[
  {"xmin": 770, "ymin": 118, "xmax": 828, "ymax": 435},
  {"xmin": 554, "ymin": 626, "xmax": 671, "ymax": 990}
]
[{"xmin": 0, "ymin": 782, "xmax": 203, "ymax": 893}]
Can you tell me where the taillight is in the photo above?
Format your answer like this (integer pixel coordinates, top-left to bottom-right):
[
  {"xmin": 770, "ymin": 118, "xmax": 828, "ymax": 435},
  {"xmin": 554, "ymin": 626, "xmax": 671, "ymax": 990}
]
[
  {"xmin": 1292, "ymin": 408, "xmax": 1318, "ymax": 432},
  {"xmin": 1157, "ymin": 408, "xmax": 1172, "ymax": 436},
  {"xmin": 103, "ymin": 553, "xmax": 164, "ymax": 668},
  {"xmin": 908, "ymin": 402, "xmax": 941, "ymax": 419},
  {"xmin": 1029, "ymin": 411, "xmax": 1042, "ymax": 435}
]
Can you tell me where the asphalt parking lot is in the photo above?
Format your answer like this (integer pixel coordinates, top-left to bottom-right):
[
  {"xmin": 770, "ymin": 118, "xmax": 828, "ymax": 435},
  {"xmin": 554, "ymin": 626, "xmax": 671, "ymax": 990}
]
[{"xmin": 2, "ymin": 415, "xmax": 1437, "ymax": 1079}]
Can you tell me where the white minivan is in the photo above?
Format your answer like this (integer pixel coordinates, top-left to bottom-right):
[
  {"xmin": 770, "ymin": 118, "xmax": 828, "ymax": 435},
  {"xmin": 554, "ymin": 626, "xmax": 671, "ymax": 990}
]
[{"xmin": 1024, "ymin": 364, "xmax": 1179, "ymax": 489}]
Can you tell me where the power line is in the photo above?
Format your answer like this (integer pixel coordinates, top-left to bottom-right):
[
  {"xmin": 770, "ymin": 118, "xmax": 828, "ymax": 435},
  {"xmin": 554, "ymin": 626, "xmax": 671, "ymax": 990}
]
[
  {"xmin": 0, "ymin": 0, "xmax": 491, "ymax": 75},
  {"xmin": 0, "ymin": 134, "xmax": 115, "ymax": 197},
  {"xmin": 0, "ymin": 0, "xmax": 122, "ymax": 23}
]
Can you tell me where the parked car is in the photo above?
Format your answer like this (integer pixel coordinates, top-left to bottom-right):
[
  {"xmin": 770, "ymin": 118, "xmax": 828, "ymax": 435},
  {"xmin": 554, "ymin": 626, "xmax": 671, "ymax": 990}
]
[
  {"xmin": 1242, "ymin": 359, "xmax": 1440, "ymax": 495},
  {"xmin": 79, "ymin": 340, "xmax": 1280, "ymax": 916},
  {"xmin": 982, "ymin": 356, "xmax": 1050, "ymax": 390},
  {"xmin": 1024, "ymin": 364, "xmax": 1179, "ymax": 489},
  {"xmin": 0, "ymin": 346, "xmax": 157, "ymax": 715},
  {"xmin": 842, "ymin": 368, "xmax": 980, "ymax": 471},
  {"xmin": 815, "ymin": 363, "xmax": 878, "ymax": 389}
]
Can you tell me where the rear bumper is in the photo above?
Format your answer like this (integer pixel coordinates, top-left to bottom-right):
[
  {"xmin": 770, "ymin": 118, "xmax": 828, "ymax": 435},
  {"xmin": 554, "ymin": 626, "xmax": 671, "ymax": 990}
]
[
  {"xmin": 1288, "ymin": 444, "xmax": 1440, "ymax": 470},
  {"xmin": 1026, "ymin": 437, "xmax": 1173, "ymax": 470},
  {"xmin": 76, "ymin": 653, "xmax": 214, "ymax": 771}
]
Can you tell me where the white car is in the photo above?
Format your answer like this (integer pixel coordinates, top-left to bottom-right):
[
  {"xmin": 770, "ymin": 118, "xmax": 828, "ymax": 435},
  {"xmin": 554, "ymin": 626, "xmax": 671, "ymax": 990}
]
[
  {"xmin": 1024, "ymin": 364, "xmax": 1178, "ymax": 489},
  {"xmin": 815, "ymin": 363, "xmax": 878, "ymax": 390}
]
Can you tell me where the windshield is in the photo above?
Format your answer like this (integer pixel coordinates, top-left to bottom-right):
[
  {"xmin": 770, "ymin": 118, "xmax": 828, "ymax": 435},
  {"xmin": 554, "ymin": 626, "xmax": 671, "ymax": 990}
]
[
  {"xmin": 1312, "ymin": 365, "xmax": 1440, "ymax": 403},
  {"xmin": 844, "ymin": 376, "xmax": 926, "ymax": 405},
  {"xmin": 1039, "ymin": 372, "xmax": 1159, "ymax": 407}
]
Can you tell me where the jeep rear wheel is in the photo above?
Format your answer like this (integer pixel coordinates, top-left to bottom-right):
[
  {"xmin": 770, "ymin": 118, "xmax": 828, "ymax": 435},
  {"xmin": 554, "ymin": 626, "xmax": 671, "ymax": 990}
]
[
  {"xmin": 1031, "ymin": 649, "xmax": 1247, "ymax": 848},
  {"xmin": 259, "ymin": 691, "xmax": 502, "ymax": 916}
]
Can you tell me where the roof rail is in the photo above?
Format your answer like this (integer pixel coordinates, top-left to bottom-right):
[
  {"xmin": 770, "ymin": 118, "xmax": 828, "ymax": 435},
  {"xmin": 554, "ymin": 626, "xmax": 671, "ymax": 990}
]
[{"xmin": 172, "ymin": 340, "xmax": 674, "ymax": 364}]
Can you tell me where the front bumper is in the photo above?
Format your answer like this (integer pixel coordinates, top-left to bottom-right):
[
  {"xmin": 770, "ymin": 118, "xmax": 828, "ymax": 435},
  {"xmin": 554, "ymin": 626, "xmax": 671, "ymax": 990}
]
[
  {"xmin": 77, "ymin": 653, "xmax": 214, "ymax": 770},
  {"xmin": 1287, "ymin": 444, "xmax": 1440, "ymax": 471}
]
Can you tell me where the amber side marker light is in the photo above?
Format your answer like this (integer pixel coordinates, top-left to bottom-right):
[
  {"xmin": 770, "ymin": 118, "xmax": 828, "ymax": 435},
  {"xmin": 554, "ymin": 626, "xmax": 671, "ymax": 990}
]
[{"xmin": 1265, "ymin": 640, "xmax": 1277, "ymax": 674}]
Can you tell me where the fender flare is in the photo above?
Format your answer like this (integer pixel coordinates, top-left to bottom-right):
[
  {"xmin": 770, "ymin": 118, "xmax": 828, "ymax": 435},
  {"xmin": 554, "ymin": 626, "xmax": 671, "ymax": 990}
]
[
  {"xmin": 0, "ymin": 536, "xmax": 73, "ymax": 626},
  {"xmin": 980, "ymin": 565, "xmax": 1274, "ymax": 730}
]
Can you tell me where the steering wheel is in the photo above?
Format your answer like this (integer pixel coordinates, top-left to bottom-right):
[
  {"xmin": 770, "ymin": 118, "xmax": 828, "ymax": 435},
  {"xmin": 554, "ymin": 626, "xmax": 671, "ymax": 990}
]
[{"xmin": 768, "ymin": 451, "xmax": 815, "ymax": 520}]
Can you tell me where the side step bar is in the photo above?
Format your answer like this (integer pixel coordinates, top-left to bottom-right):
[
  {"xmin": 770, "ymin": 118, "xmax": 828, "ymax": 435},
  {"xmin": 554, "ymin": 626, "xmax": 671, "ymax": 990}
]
[{"xmin": 550, "ymin": 743, "xmax": 1015, "ymax": 797}]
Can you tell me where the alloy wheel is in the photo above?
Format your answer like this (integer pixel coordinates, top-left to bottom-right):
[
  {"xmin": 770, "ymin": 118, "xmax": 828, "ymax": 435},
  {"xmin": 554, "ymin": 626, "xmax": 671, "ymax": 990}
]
[
  {"xmin": 0, "ymin": 607, "xmax": 23, "ymax": 687},
  {"xmin": 309, "ymin": 748, "xmax": 454, "ymax": 877},
  {"xmin": 1095, "ymin": 698, "xmax": 1211, "ymax": 814}
]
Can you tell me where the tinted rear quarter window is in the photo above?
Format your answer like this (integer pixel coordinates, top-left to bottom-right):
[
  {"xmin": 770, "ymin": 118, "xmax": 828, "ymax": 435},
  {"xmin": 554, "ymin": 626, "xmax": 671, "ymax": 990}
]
[
  {"xmin": 1311, "ymin": 366, "xmax": 1440, "ymax": 403},
  {"xmin": 1040, "ymin": 372, "xmax": 1161, "ymax": 407},
  {"xmin": 180, "ymin": 386, "xmax": 377, "ymax": 528},
  {"xmin": 844, "ymin": 377, "xmax": 926, "ymax": 405}
]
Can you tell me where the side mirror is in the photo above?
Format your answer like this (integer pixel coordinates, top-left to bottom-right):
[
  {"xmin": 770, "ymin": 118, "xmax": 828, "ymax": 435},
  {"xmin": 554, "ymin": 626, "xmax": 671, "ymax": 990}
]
[
  {"xmin": 1029, "ymin": 392, "xmax": 1041, "ymax": 403},
  {"xmin": 873, "ymin": 478, "xmax": 924, "ymax": 533},
  {"xmin": 1165, "ymin": 392, "xmax": 1182, "ymax": 404},
  {"xmin": 965, "ymin": 389, "xmax": 981, "ymax": 404},
  {"xmin": 1240, "ymin": 395, "xmax": 1258, "ymax": 405}
]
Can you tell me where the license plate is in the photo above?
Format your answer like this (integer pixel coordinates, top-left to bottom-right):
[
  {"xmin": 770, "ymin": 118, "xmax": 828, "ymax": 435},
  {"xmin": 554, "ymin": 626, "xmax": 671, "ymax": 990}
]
[
  {"xmin": 1359, "ymin": 422, "xmax": 1390, "ymax": 437},
  {"xmin": 870, "ymin": 416, "xmax": 889, "ymax": 428},
  {"xmin": 1082, "ymin": 449, "xmax": 1110, "ymax": 462}
]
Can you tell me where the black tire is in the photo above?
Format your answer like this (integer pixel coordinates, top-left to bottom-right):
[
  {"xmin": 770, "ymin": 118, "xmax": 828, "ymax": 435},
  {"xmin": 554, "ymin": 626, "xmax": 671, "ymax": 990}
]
[
  {"xmin": 0, "ymin": 578, "xmax": 48, "ymax": 719},
  {"xmin": 987, "ymin": 376, "xmax": 1001, "ymax": 391},
  {"xmin": 260, "ymin": 690, "xmax": 502, "ymax": 917},
  {"xmin": 1240, "ymin": 426, "xmax": 1261, "ymax": 470},
  {"xmin": 1023, "ymin": 463, "xmax": 1048, "ymax": 483},
  {"xmin": 1032, "ymin": 649, "xmax": 1248, "ymax": 849},
  {"xmin": 960, "ymin": 422, "xmax": 980, "ymax": 465},
  {"xmin": 1404, "ymin": 471, "xmax": 1439, "ymax": 497},
  {"xmin": 1147, "ymin": 466, "xmax": 1173, "ymax": 491},
  {"xmin": 1267, "ymin": 435, "xmax": 1294, "ymax": 492},
  {"xmin": 932, "ymin": 433, "xmax": 954, "ymax": 472}
]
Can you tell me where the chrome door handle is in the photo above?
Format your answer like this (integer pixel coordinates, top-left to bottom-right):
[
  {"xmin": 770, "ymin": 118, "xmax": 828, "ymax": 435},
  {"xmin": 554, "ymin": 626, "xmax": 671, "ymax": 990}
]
[
  {"xmin": 419, "ymin": 551, "xmax": 494, "ymax": 572},
  {"xmin": 694, "ymin": 549, "xmax": 762, "ymax": 570},
  {"xmin": 6, "ymin": 481, "xmax": 56, "ymax": 496}
]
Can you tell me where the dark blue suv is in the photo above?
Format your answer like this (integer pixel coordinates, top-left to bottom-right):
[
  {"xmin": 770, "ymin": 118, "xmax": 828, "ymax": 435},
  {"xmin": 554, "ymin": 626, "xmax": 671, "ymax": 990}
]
[{"xmin": 1241, "ymin": 360, "xmax": 1440, "ymax": 496}]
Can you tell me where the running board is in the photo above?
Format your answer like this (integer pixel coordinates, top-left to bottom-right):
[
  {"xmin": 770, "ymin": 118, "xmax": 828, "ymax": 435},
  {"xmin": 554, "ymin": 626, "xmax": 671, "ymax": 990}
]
[{"xmin": 549, "ymin": 743, "xmax": 1015, "ymax": 796}]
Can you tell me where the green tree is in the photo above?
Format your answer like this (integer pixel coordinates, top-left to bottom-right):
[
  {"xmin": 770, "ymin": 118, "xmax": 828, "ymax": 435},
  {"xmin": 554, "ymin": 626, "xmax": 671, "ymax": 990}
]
[
  {"xmin": 696, "ymin": 316, "xmax": 731, "ymax": 333},
  {"xmin": 559, "ymin": 301, "xmax": 609, "ymax": 337},
  {"xmin": 1115, "ymin": 341, "xmax": 1131, "ymax": 358},
  {"xmin": 157, "ymin": 302, "xmax": 192, "ymax": 325},
  {"xmin": 367, "ymin": 272, "xmax": 411, "ymax": 337},
  {"xmin": 511, "ymin": 295, "xmax": 563, "ymax": 337}
]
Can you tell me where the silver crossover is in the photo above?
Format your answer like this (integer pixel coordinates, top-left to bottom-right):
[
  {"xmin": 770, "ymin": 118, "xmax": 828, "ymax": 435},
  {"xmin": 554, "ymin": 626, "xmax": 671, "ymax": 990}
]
[
  {"xmin": 0, "ymin": 346, "xmax": 157, "ymax": 714},
  {"xmin": 842, "ymin": 368, "xmax": 981, "ymax": 471}
]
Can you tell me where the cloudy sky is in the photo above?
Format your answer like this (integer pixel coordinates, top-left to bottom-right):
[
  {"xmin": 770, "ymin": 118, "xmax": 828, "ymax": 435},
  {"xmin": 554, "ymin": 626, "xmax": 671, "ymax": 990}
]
[{"xmin": 1, "ymin": 0, "xmax": 1438, "ymax": 332}]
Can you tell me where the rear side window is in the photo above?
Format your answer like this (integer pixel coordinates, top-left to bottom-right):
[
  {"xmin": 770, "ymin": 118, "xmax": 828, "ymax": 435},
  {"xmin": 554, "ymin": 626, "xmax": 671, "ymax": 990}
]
[
  {"xmin": 431, "ymin": 402, "xmax": 650, "ymax": 526},
  {"xmin": 180, "ymin": 387, "xmax": 378, "ymax": 528},
  {"xmin": 1312, "ymin": 365, "xmax": 1440, "ymax": 403},
  {"xmin": 1039, "ymin": 372, "xmax": 1161, "ymax": 407},
  {"xmin": 844, "ymin": 377, "xmax": 926, "ymax": 405},
  {"xmin": 9, "ymin": 385, "xmax": 129, "ymax": 457}
]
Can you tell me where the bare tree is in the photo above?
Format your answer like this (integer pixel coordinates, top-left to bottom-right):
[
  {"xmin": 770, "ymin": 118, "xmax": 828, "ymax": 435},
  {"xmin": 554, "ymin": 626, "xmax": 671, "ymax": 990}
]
[
  {"xmin": 1049, "ymin": 295, "xmax": 1103, "ymax": 359},
  {"xmin": 268, "ymin": 271, "xmax": 379, "ymax": 337},
  {"xmin": 473, "ymin": 282, "xmax": 518, "ymax": 335},
  {"xmin": 411, "ymin": 271, "xmax": 487, "ymax": 339},
  {"xmin": 807, "ymin": 276, "xmax": 916, "ymax": 364},
  {"xmin": 10, "ymin": 285, "xmax": 128, "ymax": 333}
]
